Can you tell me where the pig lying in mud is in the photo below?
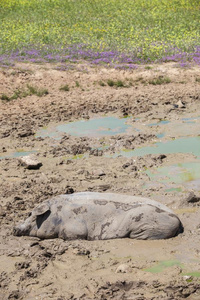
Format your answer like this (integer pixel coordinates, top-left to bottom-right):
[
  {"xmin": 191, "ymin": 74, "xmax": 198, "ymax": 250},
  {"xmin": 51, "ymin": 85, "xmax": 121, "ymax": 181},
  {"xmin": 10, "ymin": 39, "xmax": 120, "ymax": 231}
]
[{"xmin": 14, "ymin": 192, "xmax": 183, "ymax": 240}]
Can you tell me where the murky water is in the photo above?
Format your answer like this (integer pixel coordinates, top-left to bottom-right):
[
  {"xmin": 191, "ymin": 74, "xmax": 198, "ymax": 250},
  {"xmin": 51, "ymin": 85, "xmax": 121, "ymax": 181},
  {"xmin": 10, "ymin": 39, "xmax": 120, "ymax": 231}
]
[
  {"xmin": 144, "ymin": 116, "xmax": 200, "ymax": 138},
  {"xmin": 146, "ymin": 162, "xmax": 200, "ymax": 184},
  {"xmin": 21, "ymin": 117, "xmax": 200, "ymax": 193},
  {"xmin": 145, "ymin": 260, "xmax": 200, "ymax": 278},
  {"xmin": 0, "ymin": 150, "xmax": 36, "ymax": 160},
  {"xmin": 145, "ymin": 260, "xmax": 183, "ymax": 273},
  {"xmin": 113, "ymin": 137, "xmax": 200, "ymax": 158},
  {"xmin": 146, "ymin": 116, "xmax": 200, "ymax": 127},
  {"xmin": 147, "ymin": 120, "xmax": 170, "ymax": 126},
  {"xmin": 165, "ymin": 187, "xmax": 182, "ymax": 193},
  {"xmin": 182, "ymin": 116, "xmax": 200, "ymax": 123},
  {"xmin": 184, "ymin": 271, "xmax": 200, "ymax": 278},
  {"xmin": 36, "ymin": 116, "xmax": 133, "ymax": 138}
]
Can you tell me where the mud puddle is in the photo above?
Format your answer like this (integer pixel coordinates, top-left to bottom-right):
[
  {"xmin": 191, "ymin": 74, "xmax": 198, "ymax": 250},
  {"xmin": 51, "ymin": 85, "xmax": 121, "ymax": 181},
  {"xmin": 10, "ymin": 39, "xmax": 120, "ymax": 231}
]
[
  {"xmin": 112, "ymin": 136, "xmax": 200, "ymax": 158},
  {"xmin": 36, "ymin": 116, "xmax": 133, "ymax": 138},
  {"xmin": 133, "ymin": 116, "xmax": 200, "ymax": 139},
  {"xmin": 145, "ymin": 260, "xmax": 200, "ymax": 279},
  {"xmin": 0, "ymin": 150, "xmax": 36, "ymax": 160},
  {"xmin": 146, "ymin": 161, "xmax": 200, "ymax": 190}
]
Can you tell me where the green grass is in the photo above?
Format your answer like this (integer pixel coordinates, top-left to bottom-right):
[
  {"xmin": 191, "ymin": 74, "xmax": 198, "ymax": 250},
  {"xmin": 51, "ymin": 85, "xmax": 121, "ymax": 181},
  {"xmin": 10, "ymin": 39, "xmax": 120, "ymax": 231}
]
[
  {"xmin": 107, "ymin": 79, "xmax": 126, "ymax": 87},
  {"xmin": 0, "ymin": 0, "xmax": 199, "ymax": 61},
  {"xmin": 98, "ymin": 80, "xmax": 106, "ymax": 86},
  {"xmin": 1, "ymin": 94, "xmax": 10, "ymax": 101},
  {"xmin": 148, "ymin": 76, "xmax": 171, "ymax": 85},
  {"xmin": 27, "ymin": 85, "xmax": 49, "ymax": 96},
  {"xmin": 59, "ymin": 84, "xmax": 70, "ymax": 91},
  {"xmin": 107, "ymin": 79, "xmax": 115, "ymax": 87},
  {"xmin": 75, "ymin": 81, "xmax": 80, "ymax": 88},
  {"xmin": 1, "ymin": 84, "xmax": 49, "ymax": 101}
]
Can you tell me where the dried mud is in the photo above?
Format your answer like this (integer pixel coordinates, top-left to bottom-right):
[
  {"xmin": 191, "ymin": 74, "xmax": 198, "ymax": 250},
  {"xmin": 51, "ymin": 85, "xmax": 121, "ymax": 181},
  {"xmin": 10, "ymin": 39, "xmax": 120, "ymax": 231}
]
[{"xmin": 0, "ymin": 63, "xmax": 200, "ymax": 299}]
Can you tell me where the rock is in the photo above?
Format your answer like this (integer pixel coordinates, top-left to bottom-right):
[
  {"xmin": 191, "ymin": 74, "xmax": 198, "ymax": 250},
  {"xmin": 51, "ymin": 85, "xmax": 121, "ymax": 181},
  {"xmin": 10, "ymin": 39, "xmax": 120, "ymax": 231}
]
[
  {"xmin": 89, "ymin": 149, "xmax": 103, "ymax": 156},
  {"xmin": 73, "ymin": 248, "xmax": 90, "ymax": 256},
  {"xmin": 183, "ymin": 275, "xmax": 193, "ymax": 281},
  {"xmin": 96, "ymin": 184, "xmax": 111, "ymax": 191},
  {"xmin": 65, "ymin": 186, "xmax": 74, "ymax": 194},
  {"xmin": 19, "ymin": 155, "xmax": 42, "ymax": 170},
  {"xmin": 15, "ymin": 261, "xmax": 30, "ymax": 270},
  {"xmin": 116, "ymin": 264, "xmax": 132, "ymax": 273},
  {"xmin": 8, "ymin": 290, "xmax": 22, "ymax": 299},
  {"xmin": 186, "ymin": 192, "xmax": 200, "ymax": 204},
  {"xmin": 18, "ymin": 129, "xmax": 35, "ymax": 137},
  {"xmin": 91, "ymin": 169, "xmax": 106, "ymax": 177},
  {"xmin": 0, "ymin": 205, "xmax": 6, "ymax": 217},
  {"xmin": 174, "ymin": 100, "xmax": 186, "ymax": 109}
]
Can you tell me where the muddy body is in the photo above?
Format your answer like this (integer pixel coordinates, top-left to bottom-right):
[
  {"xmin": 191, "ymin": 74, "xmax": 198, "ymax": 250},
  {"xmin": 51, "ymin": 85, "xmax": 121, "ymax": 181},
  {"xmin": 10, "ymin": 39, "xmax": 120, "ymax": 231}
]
[{"xmin": 14, "ymin": 192, "xmax": 183, "ymax": 240}]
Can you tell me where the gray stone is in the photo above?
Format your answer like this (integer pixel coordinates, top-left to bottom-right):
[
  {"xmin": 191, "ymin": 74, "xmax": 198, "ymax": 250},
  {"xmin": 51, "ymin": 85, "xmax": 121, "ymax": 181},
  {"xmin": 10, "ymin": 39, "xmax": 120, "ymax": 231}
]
[
  {"xmin": 19, "ymin": 155, "xmax": 42, "ymax": 170},
  {"xmin": 116, "ymin": 264, "xmax": 132, "ymax": 273}
]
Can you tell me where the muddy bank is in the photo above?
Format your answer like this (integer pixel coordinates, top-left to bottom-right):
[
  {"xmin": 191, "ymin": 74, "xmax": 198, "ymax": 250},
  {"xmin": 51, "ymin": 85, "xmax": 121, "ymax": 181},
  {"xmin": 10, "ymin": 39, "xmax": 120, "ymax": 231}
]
[{"xmin": 0, "ymin": 63, "xmax": 200, "ymax": 299}]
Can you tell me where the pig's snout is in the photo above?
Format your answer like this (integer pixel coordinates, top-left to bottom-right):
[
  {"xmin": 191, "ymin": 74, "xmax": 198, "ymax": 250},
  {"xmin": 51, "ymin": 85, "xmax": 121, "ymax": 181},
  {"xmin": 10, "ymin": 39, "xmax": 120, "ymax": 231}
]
[{"xmin": 13, "ymin": 223, "xmax": 31, "ymax": 236}]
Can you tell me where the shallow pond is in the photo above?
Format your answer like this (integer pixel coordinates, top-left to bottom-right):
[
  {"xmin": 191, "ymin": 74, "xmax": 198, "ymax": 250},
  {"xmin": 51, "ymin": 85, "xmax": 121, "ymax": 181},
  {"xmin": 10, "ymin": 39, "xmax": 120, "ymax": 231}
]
[
  {"xmin": 0, "ymin": 150, "xmax": 36, "ymax": 160},
  {"xmin": 36, "ymin": 116, "xmax": 133, "ymax": 138},
  {"xmin": 113, "ymin": 137, "xmax": 200, "ymax": 158},
  {"xmin": 146, "ymin": 162, "xmax": 200, "ymax": 185},
  {"xmin": 144, "ymin": 260, "xmax": 200, "ymax": 278},
  {"xmin": 146, "ymin": 120, "xmax": 170, "ymax": 126},
  {"xmin": 145, "ymin": 116, "xmax": 200, "ymax": 138},
  {"xmin": 144, "ymin": 260, "xmax": 183, "ymax": 273}
]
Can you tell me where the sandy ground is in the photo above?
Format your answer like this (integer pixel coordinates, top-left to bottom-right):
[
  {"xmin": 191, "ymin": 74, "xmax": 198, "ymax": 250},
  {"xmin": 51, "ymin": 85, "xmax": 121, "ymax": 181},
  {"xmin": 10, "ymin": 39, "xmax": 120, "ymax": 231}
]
[{"xmin": 0, "ymin": 62, "xmax": 200, "ymax": 299}]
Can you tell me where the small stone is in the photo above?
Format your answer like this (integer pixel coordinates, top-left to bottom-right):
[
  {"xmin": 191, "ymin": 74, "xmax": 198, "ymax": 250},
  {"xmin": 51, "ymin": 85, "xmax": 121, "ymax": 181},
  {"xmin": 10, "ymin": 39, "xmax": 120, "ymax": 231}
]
[
  {"xmin": 122, "ymin": 162, "xmax": 131, "ymax": 169},
  {"xmin": 65, "ymin": 186, "xmax": 74, "ymax": 194},
  {"xmin": 0, "ymin": 205, "xmax": 6, "ymax": 217},
  {"xmin": 174, "ymin": 100, "xmax": 186, "ymax": 109},
  {"xmin": 73, "ymin": 248, "xmax": 90, "ymax": 256},
  {"xmin": 91, "ymin": 169, "xmax": 106, "ymax": 177},
  {"xmin": 183, "ymin": 275, "xmax": 193, "ymax": 281},
  {"xmin": 19, "ymin": 155, "xmax": 42, "ymax": 170},
  {"xmin": 186, "ymin": 192, "xmax": 200, "ymax": 204},
  {"xmin": 97, "ymin": 184, "xmax": 110, "ymax": 191},
  {"xmin": 77, "ymin": 169, "xmax": 85, "ymax": 175},
  {"xmin": 116, "ymin": 264, "xmax": 132, "ymax": 273}
]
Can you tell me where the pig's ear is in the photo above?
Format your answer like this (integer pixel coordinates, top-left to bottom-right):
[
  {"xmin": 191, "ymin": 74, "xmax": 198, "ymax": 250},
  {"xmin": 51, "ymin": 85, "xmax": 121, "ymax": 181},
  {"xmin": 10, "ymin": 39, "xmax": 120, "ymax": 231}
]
[{"xmin": 32, "ymin": 202, "xmax": 50, "ymax": 216}]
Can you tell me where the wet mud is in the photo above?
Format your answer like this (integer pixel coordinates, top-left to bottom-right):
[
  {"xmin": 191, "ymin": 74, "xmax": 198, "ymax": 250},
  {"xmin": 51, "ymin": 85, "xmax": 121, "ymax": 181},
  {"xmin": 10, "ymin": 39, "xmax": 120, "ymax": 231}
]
[{"xmin": 0, "ymin": 63, "xmax": 200, "ymax": 299}]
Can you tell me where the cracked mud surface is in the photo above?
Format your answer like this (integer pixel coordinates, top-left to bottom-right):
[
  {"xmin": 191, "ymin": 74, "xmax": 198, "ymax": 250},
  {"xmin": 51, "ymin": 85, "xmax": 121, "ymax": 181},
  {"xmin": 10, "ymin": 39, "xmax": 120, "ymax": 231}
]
[{"xmin": 0, "ymin": 63, "xmax": 200, "ymax": 299}]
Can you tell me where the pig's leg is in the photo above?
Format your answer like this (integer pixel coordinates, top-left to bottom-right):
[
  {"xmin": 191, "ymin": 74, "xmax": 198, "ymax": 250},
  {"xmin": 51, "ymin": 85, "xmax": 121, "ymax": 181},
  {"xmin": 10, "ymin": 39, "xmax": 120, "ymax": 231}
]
[{"xmin": 58, "ymin": 219, "xmax": 88, "ymax": 240}]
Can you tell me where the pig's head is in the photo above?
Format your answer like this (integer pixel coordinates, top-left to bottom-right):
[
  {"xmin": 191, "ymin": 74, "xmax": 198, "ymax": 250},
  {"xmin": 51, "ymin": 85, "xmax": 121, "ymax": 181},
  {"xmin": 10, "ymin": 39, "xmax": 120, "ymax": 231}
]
[{"xmin": 13, "ymin": 201, "xmax": 52, "ymax": 238}]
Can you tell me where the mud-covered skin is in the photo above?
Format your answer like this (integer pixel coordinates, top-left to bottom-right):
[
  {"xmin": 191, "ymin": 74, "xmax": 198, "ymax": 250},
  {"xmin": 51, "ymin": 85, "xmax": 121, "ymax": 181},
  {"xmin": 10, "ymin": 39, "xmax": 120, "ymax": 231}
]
[{"xmin": 14, "ymin": 192, "xmax": 183, "ymax": 240}]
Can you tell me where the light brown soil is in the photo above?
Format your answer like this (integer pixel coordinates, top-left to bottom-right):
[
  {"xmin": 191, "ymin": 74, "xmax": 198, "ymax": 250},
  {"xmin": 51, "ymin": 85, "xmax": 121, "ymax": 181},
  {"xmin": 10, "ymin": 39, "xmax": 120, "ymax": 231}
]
[{"xmin": 0, "ymin": 62, "xmax": 200, "ymax": 299}]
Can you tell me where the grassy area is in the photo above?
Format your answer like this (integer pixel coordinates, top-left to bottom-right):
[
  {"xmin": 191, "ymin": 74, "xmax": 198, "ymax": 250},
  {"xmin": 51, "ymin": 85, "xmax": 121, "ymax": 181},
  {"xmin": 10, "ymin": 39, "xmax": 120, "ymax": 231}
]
[{"xmin": 0, "ymin": 0, "xmax": 199, "ymax": 67}]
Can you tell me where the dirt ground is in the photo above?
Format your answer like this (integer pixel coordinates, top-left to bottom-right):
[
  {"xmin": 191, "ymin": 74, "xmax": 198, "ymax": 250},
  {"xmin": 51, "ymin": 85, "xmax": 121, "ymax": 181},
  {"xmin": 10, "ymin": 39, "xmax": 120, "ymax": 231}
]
[{"xmin": 0, "ymin": 62, "xmax": 200, "ymax": 300}]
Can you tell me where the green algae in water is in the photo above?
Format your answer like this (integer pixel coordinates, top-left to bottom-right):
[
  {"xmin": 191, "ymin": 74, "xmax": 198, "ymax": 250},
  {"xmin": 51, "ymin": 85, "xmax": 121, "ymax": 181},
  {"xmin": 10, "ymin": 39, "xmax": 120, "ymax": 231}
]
[
  {"xmin": 72, "ymin": 154, "xmax": 84, "ymax": 160},
  {"xmin": 115, "ymin": 137, "xmax": 200, "ymax": 158},
  {"xmin": 146, "ymin": 162, "xmax": 200, "ymax": 184},
  {"xmin": 145, "ymin": 260, "xmax": 183, "ymax": 273},
  {"xmin": 184, "ymin": 271, "xmax": 200, "ymax": 278},
  {"xmin": 36, "ymin": 116, "xmax": 132, "ymax": 138},
  {"xmin": 165, "ymin": 187, "xmax": 182, "ymax": 193}
]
